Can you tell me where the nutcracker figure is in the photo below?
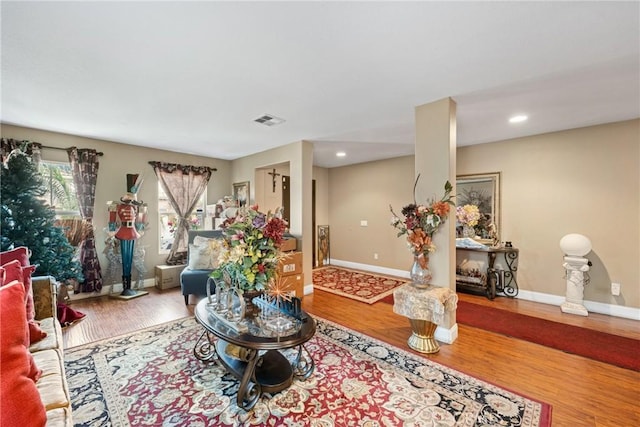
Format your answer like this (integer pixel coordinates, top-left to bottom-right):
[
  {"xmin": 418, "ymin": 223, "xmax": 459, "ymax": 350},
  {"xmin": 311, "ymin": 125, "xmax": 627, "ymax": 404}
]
[{"xmin": 108, "ymin": 174, "xmax": 148, "ymax": 299}]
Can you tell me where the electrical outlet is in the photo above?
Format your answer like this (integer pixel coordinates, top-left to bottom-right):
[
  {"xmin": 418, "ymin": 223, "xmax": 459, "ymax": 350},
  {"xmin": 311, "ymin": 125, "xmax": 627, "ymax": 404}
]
[
  {"xmin": 374, "ymin": 253, "xmax": 379, "ymax": 260},
  {"xmin": 611, "ymin": 282, "xmax": 621, "ymax": 296},
  {"xmin": 360, "ymin": 220, "xmax": 368, "ymax": 227}
]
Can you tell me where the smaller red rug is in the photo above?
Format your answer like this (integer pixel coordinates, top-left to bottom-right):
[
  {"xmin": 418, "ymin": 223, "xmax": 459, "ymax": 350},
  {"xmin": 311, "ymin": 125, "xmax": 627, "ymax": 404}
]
[{"xmin": 313, "ymin": 266, "xmax": 408, "ymax": 304}]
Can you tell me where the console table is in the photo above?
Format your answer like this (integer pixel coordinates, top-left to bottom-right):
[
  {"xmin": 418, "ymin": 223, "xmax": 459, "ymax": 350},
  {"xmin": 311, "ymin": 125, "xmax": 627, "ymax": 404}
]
[{"xmin": 455, "ymin": 246, "xmax": 519, "ymax": 300}]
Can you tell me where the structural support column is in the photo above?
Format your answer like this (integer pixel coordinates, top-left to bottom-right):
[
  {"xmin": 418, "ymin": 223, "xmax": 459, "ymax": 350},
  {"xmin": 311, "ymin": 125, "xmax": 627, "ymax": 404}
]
[{"xmin": 414, "ymin": 98, "xmax": 457, "ymax": 337}]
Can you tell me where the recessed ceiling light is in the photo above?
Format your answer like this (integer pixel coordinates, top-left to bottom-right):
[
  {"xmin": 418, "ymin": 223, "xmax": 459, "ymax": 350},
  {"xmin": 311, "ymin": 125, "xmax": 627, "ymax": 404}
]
[
  {"xmin": 336, "ymin": 151, "xmax": 346, "ymax": 157},
  {"xmin": 509, "ymin": 114, "xmax": 528, "ymax": 123}
]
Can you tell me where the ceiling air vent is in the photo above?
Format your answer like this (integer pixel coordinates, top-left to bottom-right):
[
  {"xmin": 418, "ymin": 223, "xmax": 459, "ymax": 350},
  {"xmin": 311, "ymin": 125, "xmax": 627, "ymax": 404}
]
[{"xmin": 254, "ymin": 114, "xmax": 286, "ymax": 127}]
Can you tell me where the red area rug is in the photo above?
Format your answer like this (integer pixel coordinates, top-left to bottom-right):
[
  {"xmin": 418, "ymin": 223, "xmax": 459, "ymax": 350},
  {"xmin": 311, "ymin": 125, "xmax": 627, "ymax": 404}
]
[
  {"xmin": 312, "ymin": 266, "xmax": 408, "ymax": 304},
  {"xmin": 66, "ymin": 316, "xmax": 552, "ymax": 426},
  {"xmin": 381, "ymin": 295, "xmax": 639, "ymax": 371}
]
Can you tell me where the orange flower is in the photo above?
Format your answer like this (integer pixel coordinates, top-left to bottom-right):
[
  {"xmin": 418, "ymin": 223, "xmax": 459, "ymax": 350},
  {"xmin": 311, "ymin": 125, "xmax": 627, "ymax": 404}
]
[
  {"xmin": 407, "ymin": 228, "xmax": 432, "ymax": 253},
  {"xmin": 432, "ymin": 201, "xmax": 450, "ymax": 217}
]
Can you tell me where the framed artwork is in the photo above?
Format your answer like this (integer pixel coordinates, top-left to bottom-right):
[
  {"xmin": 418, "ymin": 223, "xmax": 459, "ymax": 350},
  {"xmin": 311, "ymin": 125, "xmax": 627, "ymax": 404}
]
[
  {"xmin": 317, "ymin": 225, "xmax": 330, "ymax": 267},
  {"xmin": 456, "ymin": 172, "xmax": 501, "ymax": 241},
  {"xmin": 232, "ymin": 181, "xmax": 250, "ymax": 207}
]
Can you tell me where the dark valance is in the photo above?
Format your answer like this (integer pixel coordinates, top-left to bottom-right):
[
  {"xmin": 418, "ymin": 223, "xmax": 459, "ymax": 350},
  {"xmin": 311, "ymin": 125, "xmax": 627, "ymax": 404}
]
[{"xmin": 148, "ymin": 161, "xmax": 216, "ymax": 175}]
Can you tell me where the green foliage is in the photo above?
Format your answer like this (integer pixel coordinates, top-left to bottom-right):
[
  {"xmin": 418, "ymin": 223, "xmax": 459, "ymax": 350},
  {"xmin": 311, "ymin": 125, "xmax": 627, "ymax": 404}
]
[
  {"xmin": 1, "ymin": 150, "xmax": 83, "ymax": 284},
  {"xmin": 39, "ymin": 162, "xmax": 79, "ymax": 212}
]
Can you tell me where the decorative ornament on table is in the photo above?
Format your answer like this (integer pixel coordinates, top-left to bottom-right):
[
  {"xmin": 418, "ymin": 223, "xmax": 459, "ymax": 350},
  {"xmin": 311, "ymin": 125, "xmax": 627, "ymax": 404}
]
[
  {"xmin": 390, "ymin": 175, "xmax": 455, "ymax": 288},
  {"xmin": 264, "ymin": 274, "xmax": 294, "ymax": 331},
  {"xmin": 456, "ymin": 204, "xmax": 480, "ymax": 238}
]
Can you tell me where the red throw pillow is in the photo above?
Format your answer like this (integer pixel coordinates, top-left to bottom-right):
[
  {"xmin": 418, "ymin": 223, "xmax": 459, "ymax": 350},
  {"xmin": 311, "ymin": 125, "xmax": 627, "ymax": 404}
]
[
  {"xmin": 0, "ymin": 249, "xmax": 36, "ymax": 319},
  {"xmin": 0, "ymin": 281, "xmax": 47, "ymax": 427},
  {"xmin": 0, "ymin": 246, "xmax": 30, "ymax": 267},
  {"xmin": 1, "ymin": 260, "xmax": 47, "ymax": 344},
  {"xmin": 1, "ymin": 259, "xmax": 23, "ymax": 285},
  {"xmin": 28, "ymin": 321, "xmax": 48, "ymax": 343}
]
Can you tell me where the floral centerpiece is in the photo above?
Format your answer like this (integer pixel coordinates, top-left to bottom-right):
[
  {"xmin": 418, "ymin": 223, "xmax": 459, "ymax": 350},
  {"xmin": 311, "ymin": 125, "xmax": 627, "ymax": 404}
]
[
  {"xmin": 456, "ymin": 204, "xmax": 480, "ymax": 237},
  {"xmin": 456, "ymin": 204, "xmax": 480, "ymax": 226},
  {"xmin": 210, "ymin": 205, "xmax": 288, "ymax": 292},
  {"xmin": 390, "ymin": 175, "xmax": 455, "ymax": 273}
]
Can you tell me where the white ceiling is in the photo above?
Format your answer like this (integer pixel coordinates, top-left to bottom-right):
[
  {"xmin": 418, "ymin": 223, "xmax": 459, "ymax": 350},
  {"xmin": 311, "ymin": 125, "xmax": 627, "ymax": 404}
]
[{"xmin": 2, "ymin": 2, "xmax": 639, "ymax": 168}]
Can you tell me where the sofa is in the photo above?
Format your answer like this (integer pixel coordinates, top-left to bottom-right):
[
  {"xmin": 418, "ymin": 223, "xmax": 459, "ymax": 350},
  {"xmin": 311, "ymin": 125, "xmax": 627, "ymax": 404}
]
[
  {"xmin": 180, "ymin": 229, "xmax": 222, "ymax": 304},
  {"xmin": 31, "ymin": 276, "xmax": 73, "ymax": 426},
  {"xmin": 1, "ymin": 247, "xmax": 72, "ymax": 426}
]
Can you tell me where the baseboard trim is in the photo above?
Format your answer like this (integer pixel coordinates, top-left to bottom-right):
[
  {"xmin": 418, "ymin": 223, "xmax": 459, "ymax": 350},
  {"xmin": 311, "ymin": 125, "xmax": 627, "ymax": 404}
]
[
  {"xmin": 516, "ymin": 289, "xmax": 640, "ymax": 321},
  {"xmin": 328, "ymin": 259, "xmax": 410, "ymax": 279},
  {"xmin": 69, "ymin": 278, "xmax": 156, "ymax": 302},
  {"xmin": 435, "ymin": 323, "xmax": 458, "ymax": 344},
  {"xmin": 330, "ymin": 259, "xmax": 640, "ymax": 321}
]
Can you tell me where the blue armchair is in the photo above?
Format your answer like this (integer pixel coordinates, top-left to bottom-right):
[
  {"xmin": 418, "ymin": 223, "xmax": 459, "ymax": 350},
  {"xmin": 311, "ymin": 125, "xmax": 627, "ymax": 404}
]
[{"xmin": 180, "ymin": 229, "xmax": 222, "ymax": 304}]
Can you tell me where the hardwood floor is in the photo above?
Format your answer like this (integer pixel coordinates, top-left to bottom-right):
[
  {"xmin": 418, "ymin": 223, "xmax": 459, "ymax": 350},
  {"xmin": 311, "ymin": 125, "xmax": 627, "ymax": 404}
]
[{"xmin": 63, "ymin": 286, "xmax": 640, "ymax": 427}]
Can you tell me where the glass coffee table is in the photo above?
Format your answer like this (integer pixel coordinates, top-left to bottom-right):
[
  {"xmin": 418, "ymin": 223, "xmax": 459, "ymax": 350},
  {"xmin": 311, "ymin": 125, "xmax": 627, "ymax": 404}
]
[{"xmin": 193, "ymin": 296, "xmax": 316, "ymax": 410}]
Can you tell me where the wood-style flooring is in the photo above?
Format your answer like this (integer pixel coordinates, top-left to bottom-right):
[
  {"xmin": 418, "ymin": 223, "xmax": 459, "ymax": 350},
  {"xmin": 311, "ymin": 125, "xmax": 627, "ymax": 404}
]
[{"xmin": 63, "ymin": 284, "xmax": 640, "ymax": 427}]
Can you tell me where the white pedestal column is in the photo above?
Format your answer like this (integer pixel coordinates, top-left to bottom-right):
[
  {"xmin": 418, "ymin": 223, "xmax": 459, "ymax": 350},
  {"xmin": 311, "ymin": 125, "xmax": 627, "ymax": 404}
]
[{"xmin": 560, "ymin": 256, "xmax": 589, "ymax": 316}]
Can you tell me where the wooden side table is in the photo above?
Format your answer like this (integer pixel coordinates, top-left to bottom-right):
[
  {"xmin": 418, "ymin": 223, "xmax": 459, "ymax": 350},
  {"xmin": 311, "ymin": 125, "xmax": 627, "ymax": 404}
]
[{"xmin": 393, "ymin": 285, "xmax": 458, "ymax": 354}]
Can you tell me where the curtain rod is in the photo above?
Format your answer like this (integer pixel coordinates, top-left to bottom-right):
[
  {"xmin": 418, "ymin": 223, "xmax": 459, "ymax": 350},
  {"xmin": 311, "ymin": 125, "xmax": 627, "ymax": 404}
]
[{"xmin": 41, "ymin": 145, "xmax": 104, "ymax": 156}]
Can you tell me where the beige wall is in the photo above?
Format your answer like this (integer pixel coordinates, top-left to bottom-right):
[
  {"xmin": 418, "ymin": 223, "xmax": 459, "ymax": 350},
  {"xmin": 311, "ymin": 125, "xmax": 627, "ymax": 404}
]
[
  {"xmin": 1, "ymin": 124, "xmax": 231, "ymax": 282},
  {"xmin": 329, "ymin": 156, "xmax": 416, "ymax": 269},
  {"xmin": 230, "ymin": 141, "xmax": 315, "ymax": 288},
  {"xmin": 458, "ymin": 119, "xmax": 639, "ymax": 307},
  {"xmin": 327, "ymin": 119, "xmax": 639, "ymax": 309}
]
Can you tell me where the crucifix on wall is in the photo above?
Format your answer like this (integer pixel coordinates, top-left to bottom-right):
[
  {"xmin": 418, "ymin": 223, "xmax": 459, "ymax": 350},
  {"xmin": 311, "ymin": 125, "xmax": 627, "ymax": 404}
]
[{"xmin": 268, "ymin": 168, "xmax": 280, "ymax": 192}]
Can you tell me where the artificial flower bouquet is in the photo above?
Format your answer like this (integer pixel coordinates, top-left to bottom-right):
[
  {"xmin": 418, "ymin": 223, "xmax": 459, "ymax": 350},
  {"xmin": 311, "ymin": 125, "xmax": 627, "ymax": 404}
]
[
  {"xmin": 390, "ymin": 176, "xmax": 455, "ymax": 263},
  {"xmin": 211, "ymin": 205, "xmax": 288, "ymax": 291}
]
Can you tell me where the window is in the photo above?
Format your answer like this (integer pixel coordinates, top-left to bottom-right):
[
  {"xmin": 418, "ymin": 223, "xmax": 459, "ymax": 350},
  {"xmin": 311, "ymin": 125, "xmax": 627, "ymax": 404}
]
[
  {"xmin": 38, "ymin": 160, "xmax": 79, "ymax": 217},
  {"xmin": 158, "ymin": 183, "xmax": 206, "ymax": 253}
]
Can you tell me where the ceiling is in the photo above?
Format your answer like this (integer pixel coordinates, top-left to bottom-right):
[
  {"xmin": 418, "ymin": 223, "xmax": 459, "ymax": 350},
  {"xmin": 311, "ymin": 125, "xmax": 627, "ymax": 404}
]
[{"xmin": 2, "ymin": 2, "xmax": 639, "ymax": 168}]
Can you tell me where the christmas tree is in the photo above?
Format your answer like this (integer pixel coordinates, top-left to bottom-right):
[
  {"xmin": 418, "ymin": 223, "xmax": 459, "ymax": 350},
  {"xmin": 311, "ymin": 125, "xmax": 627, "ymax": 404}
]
[{"xmin": 1, "ymin": 149, "xmax": 83, "ymax": 284}]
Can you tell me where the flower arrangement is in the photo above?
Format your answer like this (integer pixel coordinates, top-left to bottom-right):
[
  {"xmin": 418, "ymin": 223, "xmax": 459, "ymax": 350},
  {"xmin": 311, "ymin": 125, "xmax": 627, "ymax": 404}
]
[
  {"xmin": 211, "ymin": 205, "xmax": 288, "ymax": 292},
  {"xmin": 390, "ymin": 175, "xmax": 455, "ymax": 264},
  {"xmin": 456, "ymin": 204, "xmax": 480, "ymax": 226}
]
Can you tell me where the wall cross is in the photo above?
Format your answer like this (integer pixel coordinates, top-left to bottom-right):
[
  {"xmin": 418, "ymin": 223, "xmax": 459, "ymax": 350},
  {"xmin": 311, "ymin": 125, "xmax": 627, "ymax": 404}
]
[{"xmin": 268, "ymin": 168, "xmax": 280, "ymax": 192}]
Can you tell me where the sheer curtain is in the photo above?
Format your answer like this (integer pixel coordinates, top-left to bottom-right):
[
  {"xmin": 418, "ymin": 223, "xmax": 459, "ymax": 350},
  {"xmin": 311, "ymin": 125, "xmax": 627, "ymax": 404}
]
[
  {"xmin": 67, "ymin": 147, "xmax": 103, "ymax": 293},
  {"xmin": 149, "ymin": 161, "xmax": 214, "ymax": 265}
]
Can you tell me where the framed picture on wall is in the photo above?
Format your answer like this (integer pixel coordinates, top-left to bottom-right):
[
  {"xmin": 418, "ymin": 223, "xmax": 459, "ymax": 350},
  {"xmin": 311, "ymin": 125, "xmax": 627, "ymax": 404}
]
[
  {"xmin": 233, "ymin": 181, "xmax": 250, "ymax": 207},
  {"xmin": 456, "ymin": 172, "xmax": 500, "ymax": 241}
]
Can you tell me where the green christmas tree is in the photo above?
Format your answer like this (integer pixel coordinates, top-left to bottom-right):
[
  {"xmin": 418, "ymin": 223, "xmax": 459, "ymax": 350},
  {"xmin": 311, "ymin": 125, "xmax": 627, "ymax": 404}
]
[{"xmin": 1, "ymin": 149, "xmax": 83, "ymax": 284}]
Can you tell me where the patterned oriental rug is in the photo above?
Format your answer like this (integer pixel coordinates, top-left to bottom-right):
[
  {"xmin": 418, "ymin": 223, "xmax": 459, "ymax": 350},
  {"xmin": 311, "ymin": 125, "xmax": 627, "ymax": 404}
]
[
  {"xmin": 66, "ymin": 317, "xmax": 552, "ymax": 426},
  {"xmin": 312, "ymin": 266, "xmax": 408, "ymax": 304}
]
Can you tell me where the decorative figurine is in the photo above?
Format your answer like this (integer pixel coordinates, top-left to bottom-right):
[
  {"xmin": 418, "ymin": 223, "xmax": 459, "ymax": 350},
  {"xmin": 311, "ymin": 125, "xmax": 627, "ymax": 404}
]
[{"xmin": 108, "ymin": 174, "xmax": 148, "ymax": 300}]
